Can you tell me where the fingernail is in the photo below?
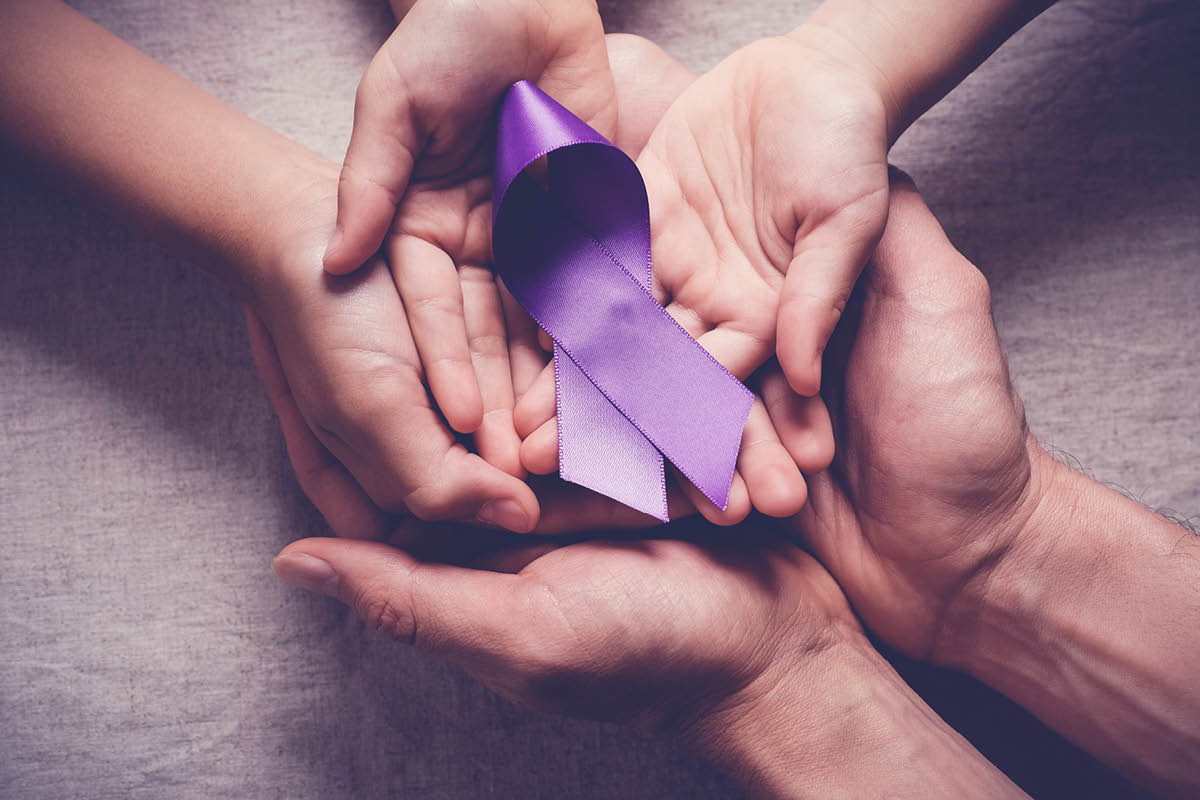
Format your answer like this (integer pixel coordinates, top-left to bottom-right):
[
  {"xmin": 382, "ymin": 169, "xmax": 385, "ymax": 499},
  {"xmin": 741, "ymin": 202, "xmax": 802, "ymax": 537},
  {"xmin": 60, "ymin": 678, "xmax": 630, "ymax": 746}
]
[
  {"xmin": 476, "ymin": 499, "xmax": 531, "ymax": 533},
  {"xmin": 322, "ymin": 226, "xmax": 343, "ymax": 266},
  {"xmin": 272, "ymin": 553, "xmax": 340, "ymax": 597}
]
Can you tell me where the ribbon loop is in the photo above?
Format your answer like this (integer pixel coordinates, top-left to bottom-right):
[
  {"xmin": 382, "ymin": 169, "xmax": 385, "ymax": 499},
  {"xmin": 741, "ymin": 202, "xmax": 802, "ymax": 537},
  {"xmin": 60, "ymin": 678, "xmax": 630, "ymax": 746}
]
[{"xmin": 492, "ymin": 81, "xmax": 752, "ymax": 519}]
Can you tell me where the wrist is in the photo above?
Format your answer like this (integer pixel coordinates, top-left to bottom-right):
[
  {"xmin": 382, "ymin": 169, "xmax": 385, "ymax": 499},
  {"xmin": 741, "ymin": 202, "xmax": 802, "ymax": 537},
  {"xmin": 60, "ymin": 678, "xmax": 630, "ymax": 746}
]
[
  {"xmin": 239, "ymin": 152, "xmax": 340, "ymax": 307},
  {"xmin": 785, "ymin": 13, "xmax": 907, "ymax": 143},
  {"xmin": 685, "ymin": 626, "xmax": 1019, "ymax": 799},
  {"xmin": 937, "ymin": 442, "xmax": 1200, "ymax": 792},
  {"xmin": 788, "ymin": 0, "xmax": 1054, "ymax": 144}
]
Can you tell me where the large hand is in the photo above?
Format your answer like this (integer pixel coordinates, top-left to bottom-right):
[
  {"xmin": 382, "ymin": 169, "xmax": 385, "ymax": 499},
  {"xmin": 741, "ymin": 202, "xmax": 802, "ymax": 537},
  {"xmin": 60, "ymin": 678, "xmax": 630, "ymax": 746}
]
[
  {"xmin": 265, "ymin": 358, "xmax": 1023, "ymax": 798},
  {"xmin": 273, "ymin": 516, "xmax": 855, "ymax": 731},
  {"xmin": 775, "ymin": 172, "xmax": 1043, "ymax": 658}
]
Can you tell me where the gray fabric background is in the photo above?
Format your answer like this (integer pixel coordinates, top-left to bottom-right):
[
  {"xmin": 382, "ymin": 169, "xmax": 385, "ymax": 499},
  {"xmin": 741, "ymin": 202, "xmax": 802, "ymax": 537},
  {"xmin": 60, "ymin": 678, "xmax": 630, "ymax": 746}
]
[{"xmin": 1, "ymin": 0, "xmax": 1196, "ymax": 797}]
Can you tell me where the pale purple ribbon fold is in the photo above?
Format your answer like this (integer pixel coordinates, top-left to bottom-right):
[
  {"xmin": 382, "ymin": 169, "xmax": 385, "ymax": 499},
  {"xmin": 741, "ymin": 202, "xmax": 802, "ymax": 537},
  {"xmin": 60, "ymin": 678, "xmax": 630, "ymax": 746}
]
[{"xmin": 491, "ymin": 81, "xmax": 752, "ymax": 520}]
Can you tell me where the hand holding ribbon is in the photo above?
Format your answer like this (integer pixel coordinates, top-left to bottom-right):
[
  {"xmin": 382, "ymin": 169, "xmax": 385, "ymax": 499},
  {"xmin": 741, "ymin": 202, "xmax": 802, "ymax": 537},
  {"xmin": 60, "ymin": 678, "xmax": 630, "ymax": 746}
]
[{"xmin": 493, "ymin": 82, "xmax": 753, "ymax": 519}]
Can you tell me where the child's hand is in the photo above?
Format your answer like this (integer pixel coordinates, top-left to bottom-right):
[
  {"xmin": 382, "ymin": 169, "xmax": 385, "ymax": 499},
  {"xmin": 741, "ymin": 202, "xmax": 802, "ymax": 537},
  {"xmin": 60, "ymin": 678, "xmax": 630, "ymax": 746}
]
[
  {"xmin": 249, "ymin": 34, "xmax": 830, "ymax": 535},
  {"xmin": 320, "ymin": 0, "xmax": 615, "ymax": 463},
  {"xmin": 250, "ymin": 161, "xmax": 540, "ymax": 533},
  {"xmin": 646, "ymin": 34, "xmax": 892, "ymax": 398},
  {"xmin": 516, "ymin": 34, "xmax": 884, "ymax": 521}
]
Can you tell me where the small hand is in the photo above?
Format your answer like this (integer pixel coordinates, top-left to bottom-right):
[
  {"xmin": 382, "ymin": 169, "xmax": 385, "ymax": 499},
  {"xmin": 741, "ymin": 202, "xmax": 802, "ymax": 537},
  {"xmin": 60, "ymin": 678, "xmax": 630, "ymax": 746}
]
[
  {"xmin": 247, "ymin": 34, "xmax": 805, "ymax": 537},
  {"xmin": 320, "ymin": 0, "xmax": 616, "ymax": 479},
  {"xmin": 772, "ymin": 171, "xmax": 1041, "ymax": 658},
  {"xmin": 517, "ymin": 34, "xmax": 880, "ymax": 521},
  {"xmin": 249, "ymin": 161, "xmax": 539, "ymax": 532}
]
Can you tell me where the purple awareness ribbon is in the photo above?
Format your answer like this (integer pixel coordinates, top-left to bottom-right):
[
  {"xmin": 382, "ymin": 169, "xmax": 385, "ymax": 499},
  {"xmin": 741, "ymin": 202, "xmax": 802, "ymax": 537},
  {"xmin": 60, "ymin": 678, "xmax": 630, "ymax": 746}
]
[{"xmin": 491, "ymin": 81, "xmax": 752, "ymax": 521}]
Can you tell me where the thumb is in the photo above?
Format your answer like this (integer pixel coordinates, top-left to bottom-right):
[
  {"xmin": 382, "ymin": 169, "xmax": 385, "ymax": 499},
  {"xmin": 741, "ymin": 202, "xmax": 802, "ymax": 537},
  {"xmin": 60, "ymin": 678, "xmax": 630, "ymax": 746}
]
[
  {"xmin": 273, "ymin": 537, "xmax": 527, "ymax": 664},
  {"xmin": 775, "ymin": 185, "xmax": 888, "ymax": 397},
  {"xmin": 323, "ymin": 43, "xmax": 421, "ymax": 275}
]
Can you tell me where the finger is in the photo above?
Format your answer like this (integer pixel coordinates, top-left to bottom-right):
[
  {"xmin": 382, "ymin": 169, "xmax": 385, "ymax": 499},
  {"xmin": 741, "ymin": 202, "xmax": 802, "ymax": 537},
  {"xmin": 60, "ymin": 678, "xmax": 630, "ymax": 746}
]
[
  {"xmin": 776, "ymin": 186, "xmax": 889, "ymax": 396},
  {"xmin": 760, "ymin": 367, "xmax": 835, "ymax": 474},
  {"xmin": 460, "ymin": 265, "xmax": 523, "ymax": 478},
  {"xmin": 531, "ymin": 478, "xmax": 695, "ymax": 534},
  {"xmin": 513, "ymin": 361, "xmax": 556, "ymax": 439},
  {"xmin": 537, "ymin": 327, "xmax": 554, "ymax": 353},
  {"xmin": 498, "ymin": 278, "xmax": 546, "ymax": 402},
  {"xmin": 389, "ymin": 234, "xmax": 484, "ymax": 434},
  {"xmin": 693, "ymin": 322, "xmax": 774, "ymax": 381},
  {"xmin": 273, "ymin": 538, "xmax": 526, "ymax": 665},
  {"xmin": 244, "ymin": 306, "xmax": 389, "ymax": 540},
  {"xmin": 520, "ymin": 416, "xmax": 559, "ymax": 476},
  {"xmin": 324, "ymin": 49, "xmax": 421, "ymax": 275},
  {"xmin": 675, "ymin": 465, "xmax": 751, "ymax": 527},
  {"xmin": 736, "ymin": 398, "xmax": 807, "ymax": 518},
  {"xmin": 660, "ymin": 294, "xmax": 774, "ymax": 381}
]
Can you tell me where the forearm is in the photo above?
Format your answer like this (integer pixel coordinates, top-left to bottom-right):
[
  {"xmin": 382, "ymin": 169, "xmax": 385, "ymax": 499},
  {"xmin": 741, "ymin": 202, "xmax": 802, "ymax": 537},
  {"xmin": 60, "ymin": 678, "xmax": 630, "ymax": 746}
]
[
  {"xmin": 789, "ymin": 0, "xmax": 1055, "ymax": 141},
  {"xmin": 687, "ymin": 630, "xmax": 1024, "ymax": 799},
  {"xmin": 942, "ymin": 445, "xmax": 1200, "ymax": 795},
  {"xmin": 0, "ymin": 0, "xmax": 318, "ymax": 290}
]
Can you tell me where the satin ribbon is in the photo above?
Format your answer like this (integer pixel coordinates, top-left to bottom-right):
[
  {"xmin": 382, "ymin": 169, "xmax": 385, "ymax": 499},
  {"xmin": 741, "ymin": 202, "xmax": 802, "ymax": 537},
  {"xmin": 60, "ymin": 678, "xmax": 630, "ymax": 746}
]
[{"xmin": 491, "ymin": 81, "xmax": 752, "ymax": 520}]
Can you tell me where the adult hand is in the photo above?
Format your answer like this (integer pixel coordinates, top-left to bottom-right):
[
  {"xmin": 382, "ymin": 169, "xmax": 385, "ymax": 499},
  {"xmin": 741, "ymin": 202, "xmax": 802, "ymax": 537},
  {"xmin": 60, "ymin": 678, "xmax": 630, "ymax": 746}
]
[
  {"xmin": 773, "ymin": 171, "xmax": 1040, "ymax": 659},
  {"xmin": 276, "ymin": 515, "xmax": 856, "ymax": 731},
  {"xmin": 267, "ymin": 387, "xmax": 1021, "ymax": 798},
  {"xmin": 779, "ymin": 173, "xmax": 1200, "ymax": 795}
]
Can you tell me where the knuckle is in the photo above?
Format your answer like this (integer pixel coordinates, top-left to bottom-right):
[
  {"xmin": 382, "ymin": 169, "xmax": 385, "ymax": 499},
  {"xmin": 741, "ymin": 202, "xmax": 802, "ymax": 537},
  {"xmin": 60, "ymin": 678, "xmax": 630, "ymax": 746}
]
[
  {"xmin": 353, "ymin": 584, "xmax": 416, "ymax": 644},
  {"xmin": 406, "ymin": 291, "xmax": 465, "ymax": 321},
  {"xmin": 958, "ymin": 266, "xmax": 993, "ymax": 310},
  {"xmin": 467, "ymin": 332, "xmax": 509, "ymax": 358}
]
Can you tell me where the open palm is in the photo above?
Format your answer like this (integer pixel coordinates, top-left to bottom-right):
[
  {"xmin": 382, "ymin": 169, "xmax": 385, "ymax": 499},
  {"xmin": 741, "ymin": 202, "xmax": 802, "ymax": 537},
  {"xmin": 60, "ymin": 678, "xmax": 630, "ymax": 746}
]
[{"xmin": 515, "ymin": 36, "xmax": 863, "ymax": 523}]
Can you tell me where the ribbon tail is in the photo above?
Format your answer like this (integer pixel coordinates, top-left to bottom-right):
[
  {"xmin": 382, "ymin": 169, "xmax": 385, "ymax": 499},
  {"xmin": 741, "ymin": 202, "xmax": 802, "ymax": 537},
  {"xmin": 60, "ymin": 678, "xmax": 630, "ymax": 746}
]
[{"xmin": 555, "ymin": 344, "xmax": 668, "ymax": 521}]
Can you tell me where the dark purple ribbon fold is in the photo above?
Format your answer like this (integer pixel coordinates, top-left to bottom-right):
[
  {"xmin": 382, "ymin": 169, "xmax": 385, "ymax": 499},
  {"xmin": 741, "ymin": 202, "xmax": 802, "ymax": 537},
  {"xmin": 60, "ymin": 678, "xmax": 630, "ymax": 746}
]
[{"xmin": 492, "ymin": 81, "xmax": 752, "ymax": 520}]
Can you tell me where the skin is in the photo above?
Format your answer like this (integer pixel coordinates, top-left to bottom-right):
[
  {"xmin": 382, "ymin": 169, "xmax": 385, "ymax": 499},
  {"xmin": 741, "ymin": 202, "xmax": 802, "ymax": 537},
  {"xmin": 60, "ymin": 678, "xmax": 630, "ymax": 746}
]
[
  {"xmin": 775, "ymin": 174, "xmax": 1200, "ymax": 795},
  {"xmin": 251, "ymin": 34, "xmax": 832, "ymax": 536},
  {"xmin": 323, "ymin": 0, "xmax": 619, "ymax": 454},
  {"xmin": 511, "ymin": 0, "xmax": 1057, "ymax": 518},
  {"xmin": 306, "ymin": 0, "xmax": 1058, "ymax": 530},
  {"xmin": 274, "ymin": 165, "xmax": 1200, "ymax": 797},
  {"xmin": 270, "ymin": 179, "xmax": 1041, "ymax": 798},
  {"xmin": 4, "ymin": 1, "xmax": 1192, "ymax": 793},
  {"xmin": 0, "ymin": 0, "xmax": 544, "ymax": 533},
  {"xmin": 244, "ymin": 0, "xmax": 1061, "ymax": 534},
  {"xmin": 514, "ymin": 32, "xmax": 884, "ymax": 499},
  {"xmin": 0, "ymin": 0, "xmax": 821, "ymax": 536}
]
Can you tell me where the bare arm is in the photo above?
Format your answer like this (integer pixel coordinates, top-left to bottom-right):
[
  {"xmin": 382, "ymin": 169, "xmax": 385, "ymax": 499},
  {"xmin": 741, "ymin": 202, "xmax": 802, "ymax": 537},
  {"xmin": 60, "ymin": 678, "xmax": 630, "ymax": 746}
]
[
  {"xmin": 941, "ymin": 451, "xmax": 1200, "ymax": 795},
  {"xmin": 0, "ymin": 0, "xmax": 542, "ymax": 531},
  {"xmin": 0, "ymin": 0, "xmax": 317, "ymax": 291},
  {"xmin": 687, "ymin": 632, "xmax": 1028, "ymax": 799},
  {"xmin": 792, "ymin": 0, "xmax": 1055, "ymax": 141}
]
